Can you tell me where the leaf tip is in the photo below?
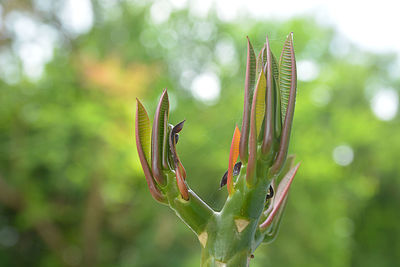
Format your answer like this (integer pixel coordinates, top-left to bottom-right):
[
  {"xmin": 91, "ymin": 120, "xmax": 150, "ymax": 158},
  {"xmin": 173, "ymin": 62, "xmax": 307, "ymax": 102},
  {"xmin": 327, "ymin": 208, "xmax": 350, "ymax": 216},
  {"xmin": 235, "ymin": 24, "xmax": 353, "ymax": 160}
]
[
  {"xmin": 161, "ymin": 88, "xmax": 169, "ymax": 100},
  {"xmin": 234, "ymin": 125, "xmax": 240, "ymax": 136},
  {"xmin": 136, "ymin": 97, "xmax": 143, "ymax": 107}
]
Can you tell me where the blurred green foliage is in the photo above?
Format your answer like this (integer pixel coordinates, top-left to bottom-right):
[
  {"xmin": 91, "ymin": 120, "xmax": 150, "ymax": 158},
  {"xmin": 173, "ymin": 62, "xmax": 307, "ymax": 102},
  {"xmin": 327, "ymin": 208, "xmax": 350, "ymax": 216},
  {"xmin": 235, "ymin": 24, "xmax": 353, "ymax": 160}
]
[{"xmin": 1, "ymin": 1, "xmax": 400, "ymax": 267}]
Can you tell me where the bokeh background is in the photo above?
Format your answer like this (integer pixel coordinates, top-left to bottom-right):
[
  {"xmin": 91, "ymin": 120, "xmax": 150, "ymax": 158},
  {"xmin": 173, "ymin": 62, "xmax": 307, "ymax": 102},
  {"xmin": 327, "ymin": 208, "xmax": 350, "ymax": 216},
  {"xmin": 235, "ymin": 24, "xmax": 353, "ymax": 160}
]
[{"xmin": 1, "ymin": 0, "xmax": 400, "ymax": 266}]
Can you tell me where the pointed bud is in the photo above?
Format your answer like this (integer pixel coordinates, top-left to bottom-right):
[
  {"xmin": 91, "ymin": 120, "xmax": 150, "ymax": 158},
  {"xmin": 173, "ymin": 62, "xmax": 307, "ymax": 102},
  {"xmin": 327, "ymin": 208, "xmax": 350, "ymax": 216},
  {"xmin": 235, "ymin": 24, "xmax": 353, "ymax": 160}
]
[
  {"xmin": 152, "ymin": 90, "xmax": 169, "ymax": 185},
  {"xmin": 135, "ymin": 99, "xmax": 166, "ymax": 203},
  {"xmin": 271, "ymin": 33, "xmax": 297, "ymax": 175},
  {"xmin": 261, "ymin": 36, "xmax": 276, "ymax": 157},
  {"xmin": 239, "ymin": 37, "xmax": 256, "ymax": 163}
]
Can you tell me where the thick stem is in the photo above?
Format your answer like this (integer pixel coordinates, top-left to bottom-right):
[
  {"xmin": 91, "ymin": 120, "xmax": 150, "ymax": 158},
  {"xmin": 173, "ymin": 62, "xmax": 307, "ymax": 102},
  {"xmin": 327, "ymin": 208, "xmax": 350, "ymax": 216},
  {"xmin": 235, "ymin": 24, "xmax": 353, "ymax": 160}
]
[
  {"xmin": 161, "ymin": 163, "xmax": 275, "ymax": 267},
  {"xmin": 201, "ymin": 248, "xmax": 250, "ymax": 267},
  {"xmin": 198, "ymin": 168, "xmax": 270, "ymax": 266}
]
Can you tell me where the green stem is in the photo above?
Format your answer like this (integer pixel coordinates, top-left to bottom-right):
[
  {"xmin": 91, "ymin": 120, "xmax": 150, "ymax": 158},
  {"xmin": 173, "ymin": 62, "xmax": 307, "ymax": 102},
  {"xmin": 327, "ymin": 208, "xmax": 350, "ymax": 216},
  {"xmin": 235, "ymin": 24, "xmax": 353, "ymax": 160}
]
[
  {"xmin": 198, "ymin": 165, "xmax": 270, "ymax": 266},
  {"xmin": 163, "ymin": 164, "xmax": 273, "ymax": 267},
  {"xmin": 164, "ymin": 172, "xmax": 215, "ymax": 235},
  {"xmin": 201, "ymin": 248, "xmax": 250, "ymax": 267}
]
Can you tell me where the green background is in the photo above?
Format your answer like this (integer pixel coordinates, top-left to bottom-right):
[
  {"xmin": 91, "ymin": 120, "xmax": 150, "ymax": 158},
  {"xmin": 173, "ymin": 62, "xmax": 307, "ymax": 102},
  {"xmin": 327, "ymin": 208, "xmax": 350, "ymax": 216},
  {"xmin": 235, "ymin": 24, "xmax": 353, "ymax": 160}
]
[{"xmin": 1, "ymin": 1, "xmax": 399, "ymax": 266}]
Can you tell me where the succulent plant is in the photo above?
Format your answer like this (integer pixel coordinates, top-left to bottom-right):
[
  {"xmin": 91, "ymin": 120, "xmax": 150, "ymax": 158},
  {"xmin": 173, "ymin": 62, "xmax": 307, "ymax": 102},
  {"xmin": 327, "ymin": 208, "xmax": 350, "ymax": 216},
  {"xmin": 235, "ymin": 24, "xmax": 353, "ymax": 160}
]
[{"xmin": 135, "ymin": 33, "xmax": 299, "ymax": 267}]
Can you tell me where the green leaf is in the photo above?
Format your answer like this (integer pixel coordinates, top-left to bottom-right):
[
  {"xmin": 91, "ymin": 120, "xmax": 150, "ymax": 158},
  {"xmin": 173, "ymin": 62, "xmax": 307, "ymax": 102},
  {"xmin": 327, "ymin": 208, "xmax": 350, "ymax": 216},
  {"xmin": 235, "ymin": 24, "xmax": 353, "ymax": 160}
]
[
  {"xmin": 272, "ymin": 53, "xmax": 282, "ymax": 137},
  {"xmin": 254, "ymin": 69, "xmax": 267, "ymax": 138},
  {"xmin": 271, "ymin": 53, "xmax": 279, "ymax": 84},
  {"xmin": 255, "ymin": 45, "xmax": 266, "ymax": 80},
  {"xmin": 271, "ymin": 33, "xmax": 297, "ymax": 175},
  {"xmin": 279, "ymin": 33, "xmax": 296, "ymax": 123},
  {"xmin": 245, "ymin": 37, "xmax": 257, "ymax": 102},
  {"xmin": 247, "ymin": 69, "xmax": 266, "ymax": 185},
  {"xmin": 151, "ymin": 89, "xmax": 169, "ymax": 185},
  {"xmin": 135, "ymin": 99, "xmax": 166, "ymax": 203},
  {"xmin": 239, "ymin": 37, "xmax": 256, "ymax": 163},
  {"xmin": 136, "ymin": 99, "xmax": 151, "ymax": 165},
  {"xmin": 261, "ymin": 36, "xmax": 276, "ymax": 157},
  {"xmin": 162, "ymin": 111, "xmax": 170, "ymax": 170}
]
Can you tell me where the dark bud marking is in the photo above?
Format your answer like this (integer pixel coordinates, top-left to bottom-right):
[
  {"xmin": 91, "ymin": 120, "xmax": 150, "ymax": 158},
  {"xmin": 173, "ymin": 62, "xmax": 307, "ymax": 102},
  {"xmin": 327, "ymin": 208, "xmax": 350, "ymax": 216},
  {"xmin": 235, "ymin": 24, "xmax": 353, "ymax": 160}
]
[
  {"xmin": 233, "ymin": 162, "xmax": 242, "ymax": 176},
  {"xmin": 172, "ymin": 120, "xmax": 185, "ymax": 134},
  {"xmin": 169, "ymin": 120, "xmax": 185, "ymax": 166},
  {"xmin": 169, "ymin": 120, "xmax": 189, "ymax": 200},
  {"xmin": 220, "ymin": 162, "xmax": 242, "ymax": 188},
  {"xmin": 220, "ymin": 172, "xmax": 228, "ymax": 188},
  {"xmin": 266, "ymin": 185, "xmax": 274, "ymax": 200}
]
